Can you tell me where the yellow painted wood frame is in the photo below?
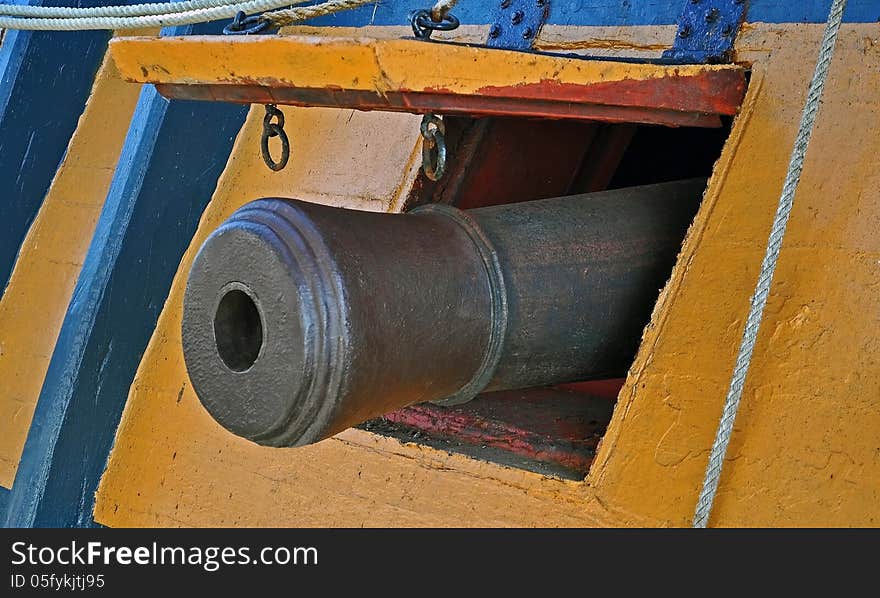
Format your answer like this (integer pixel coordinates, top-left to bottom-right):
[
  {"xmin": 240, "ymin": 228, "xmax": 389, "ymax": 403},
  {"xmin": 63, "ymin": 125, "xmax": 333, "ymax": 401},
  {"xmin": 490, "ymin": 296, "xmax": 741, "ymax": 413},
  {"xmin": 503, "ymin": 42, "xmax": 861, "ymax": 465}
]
[
  {"xmin": 108, "ymin": 34, "xmax": 745, "ymax": 128},
  {"xmin": 95, "ymin": 22, "xmax": 880, "ymax": 527}
]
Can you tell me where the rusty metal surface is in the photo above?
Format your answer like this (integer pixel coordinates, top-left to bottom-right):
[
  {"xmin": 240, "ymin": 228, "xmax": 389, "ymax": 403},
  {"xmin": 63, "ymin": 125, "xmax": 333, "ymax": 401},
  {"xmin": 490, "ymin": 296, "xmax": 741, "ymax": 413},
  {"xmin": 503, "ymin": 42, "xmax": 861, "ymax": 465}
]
[{"xmin": 182, "ymin": 179, "xmax": 706, "ymax": 447}]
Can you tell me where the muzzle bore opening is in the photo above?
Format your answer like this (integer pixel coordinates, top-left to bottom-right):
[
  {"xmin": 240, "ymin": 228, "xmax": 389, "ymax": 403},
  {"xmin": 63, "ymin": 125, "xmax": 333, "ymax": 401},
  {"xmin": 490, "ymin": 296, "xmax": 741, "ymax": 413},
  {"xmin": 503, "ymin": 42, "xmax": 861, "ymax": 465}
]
[{"xmin": 213, "ymin": 286, "xmax": 264, "ymax": 373}]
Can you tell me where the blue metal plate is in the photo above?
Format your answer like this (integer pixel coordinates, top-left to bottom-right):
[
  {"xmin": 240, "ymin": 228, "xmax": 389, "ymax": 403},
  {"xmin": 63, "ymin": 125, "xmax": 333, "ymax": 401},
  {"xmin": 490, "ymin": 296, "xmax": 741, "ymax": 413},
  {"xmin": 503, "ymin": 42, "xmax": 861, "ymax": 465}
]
[
  {"xmin": 485, "ymin": 0, "xmax": 551, "ymax": 50},
  {"xmin": 663, "ymin": 0, "xmax": 749, "ymax": 63}
]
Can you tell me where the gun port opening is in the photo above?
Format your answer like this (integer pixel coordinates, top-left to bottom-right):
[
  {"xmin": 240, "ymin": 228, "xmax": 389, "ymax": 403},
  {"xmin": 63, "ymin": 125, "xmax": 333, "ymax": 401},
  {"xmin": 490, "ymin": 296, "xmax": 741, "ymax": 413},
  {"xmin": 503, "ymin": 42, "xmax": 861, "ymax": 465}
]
[{"xmin": 363, "ymin": 113, "xmax": 738, "ymax": 480}]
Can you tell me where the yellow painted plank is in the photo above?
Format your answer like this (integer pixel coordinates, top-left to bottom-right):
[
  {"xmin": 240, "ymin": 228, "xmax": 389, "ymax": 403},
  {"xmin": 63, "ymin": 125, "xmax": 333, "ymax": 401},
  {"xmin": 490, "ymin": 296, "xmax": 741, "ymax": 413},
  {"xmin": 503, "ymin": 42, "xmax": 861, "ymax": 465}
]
[
  {"xmin": 0, "ymin": 47, "xmax": 146, "ymax": 488},
  {"xmin": 108, "ymin": 34, "xmax": 741, "ymax": 96}
]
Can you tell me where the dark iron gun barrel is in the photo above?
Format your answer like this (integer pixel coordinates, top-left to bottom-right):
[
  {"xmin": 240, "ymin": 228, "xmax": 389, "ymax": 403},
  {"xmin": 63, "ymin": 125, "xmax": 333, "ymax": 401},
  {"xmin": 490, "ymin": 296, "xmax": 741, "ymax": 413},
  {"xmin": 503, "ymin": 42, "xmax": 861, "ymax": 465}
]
[{"xmin": 182, "ymin": 179, "xmax": 705, "ymax": 447}]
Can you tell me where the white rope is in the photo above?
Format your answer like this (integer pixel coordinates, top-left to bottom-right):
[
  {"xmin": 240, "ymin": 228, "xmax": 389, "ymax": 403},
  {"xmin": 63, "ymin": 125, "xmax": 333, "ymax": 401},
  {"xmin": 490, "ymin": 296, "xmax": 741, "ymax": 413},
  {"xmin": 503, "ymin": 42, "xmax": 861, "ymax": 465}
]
[
  {"xmin": 0, "ymin": 0, "xmax": 304, "ymax": 19},
  {"xmin": 692, "ymin": 0, "xmax": 848, "ymax": 528},
  {"xmin": 262, "ymin": 0, "xmax": 372, "ymax": 26},
  {"xmin": 0, "ymin": 0, "xmax": 297, "ymax": 29},
  {"xmin": 0, "ymin": 0, "xmax": 372, "ymax": 30}
]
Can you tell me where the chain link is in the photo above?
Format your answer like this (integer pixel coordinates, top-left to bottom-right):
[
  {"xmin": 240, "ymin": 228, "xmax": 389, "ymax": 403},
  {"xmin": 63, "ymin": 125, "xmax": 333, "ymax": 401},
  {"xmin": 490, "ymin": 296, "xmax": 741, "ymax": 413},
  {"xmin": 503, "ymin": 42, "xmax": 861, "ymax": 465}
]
[
  {"xmin": 420, "ymin": 114, "xmax": 447, "ymax": 181},
  {"xmin": 410, "ymin": 7, "xmax": 459, "ymax": 39},
  {"xmin": 223, "ymin": 9, "xmax": 271, "ymax": 34},
  {"xmin": 260, "ymin": 104, "xmax": 290, "ymax": 172}
]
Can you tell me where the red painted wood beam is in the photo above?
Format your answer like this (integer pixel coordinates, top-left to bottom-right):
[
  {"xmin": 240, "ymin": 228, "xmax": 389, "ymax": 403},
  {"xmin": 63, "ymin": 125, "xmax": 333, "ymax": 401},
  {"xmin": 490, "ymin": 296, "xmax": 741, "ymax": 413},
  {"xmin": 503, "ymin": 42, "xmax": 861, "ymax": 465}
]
[
  {"xmin": 156, "ymin": 84, "xmax": 726, "ymax": 128},
  {"xmin": 381, "ymin": 387, "xmax": 615, "ymax": 476}
]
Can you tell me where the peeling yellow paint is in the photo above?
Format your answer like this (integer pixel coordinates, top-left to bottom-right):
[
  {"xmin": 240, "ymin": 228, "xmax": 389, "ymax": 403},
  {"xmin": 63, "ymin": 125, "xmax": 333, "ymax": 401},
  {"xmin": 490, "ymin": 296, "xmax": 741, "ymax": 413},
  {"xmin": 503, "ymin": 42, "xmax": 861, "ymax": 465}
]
[{"xmin": 108, "ymin": 34, "xmax": 741, "ymax": 95}]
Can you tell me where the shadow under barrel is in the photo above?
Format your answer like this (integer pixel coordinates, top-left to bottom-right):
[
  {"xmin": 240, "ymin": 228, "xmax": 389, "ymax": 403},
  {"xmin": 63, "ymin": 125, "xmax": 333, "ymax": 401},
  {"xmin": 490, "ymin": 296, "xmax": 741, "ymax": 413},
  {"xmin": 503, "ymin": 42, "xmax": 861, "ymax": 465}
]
[{"xmin": 182, "ymin": 179, "xmax": 705, "ymax": 447}]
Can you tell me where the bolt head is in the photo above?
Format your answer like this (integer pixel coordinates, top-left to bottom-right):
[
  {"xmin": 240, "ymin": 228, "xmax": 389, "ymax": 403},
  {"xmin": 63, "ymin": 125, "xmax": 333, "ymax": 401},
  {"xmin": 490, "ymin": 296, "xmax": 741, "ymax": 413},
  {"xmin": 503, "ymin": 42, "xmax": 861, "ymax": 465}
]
[
  {"xmin": 500, "ymin": 0, "xmax": 511, "ymax": 8},
  {"xmin": 678, "ymin": 25, "xmax": 692, "ymax": 38},
  {"xmin": 511, "ymin": 10, "xmax": 524, "ymax": 24},
  {"xmin": 522, "ymin": 27, "xmax": 533, "ymax": 39},
  {"xmin": 705, "ymin": 8, "xmax": 720, "ymax": 22},
  {"xmin": 489, "ymin": 24, "xmax": 501, "ymax": 38}
]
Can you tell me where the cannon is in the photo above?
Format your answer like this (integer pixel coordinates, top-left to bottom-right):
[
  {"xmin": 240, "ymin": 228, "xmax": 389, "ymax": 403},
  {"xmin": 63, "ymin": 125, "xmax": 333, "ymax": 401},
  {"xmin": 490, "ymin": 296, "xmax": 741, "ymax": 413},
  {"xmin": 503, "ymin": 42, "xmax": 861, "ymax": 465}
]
[{"xmin": 182, "ymin": 179, "xmax": 705, "ymax": 447}]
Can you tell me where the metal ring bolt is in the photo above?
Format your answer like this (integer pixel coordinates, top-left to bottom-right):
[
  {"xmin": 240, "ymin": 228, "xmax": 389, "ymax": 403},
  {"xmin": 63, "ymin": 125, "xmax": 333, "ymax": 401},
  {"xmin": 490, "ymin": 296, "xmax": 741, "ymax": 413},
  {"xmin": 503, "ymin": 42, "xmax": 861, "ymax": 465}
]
[
  {"xmin": 410, "ymin": 8, "xmax": 460, "ymax": 39},
  {"xmin": 261, "ymin": 104, "xmax": 290, "ymax": 172},
  {"xmin": 420, "ymin": 114, "xmax": 446, "ymax": 181},
  {"xmin": 223, "ymin": 10, "xmax": 271, "ymax": 35}
]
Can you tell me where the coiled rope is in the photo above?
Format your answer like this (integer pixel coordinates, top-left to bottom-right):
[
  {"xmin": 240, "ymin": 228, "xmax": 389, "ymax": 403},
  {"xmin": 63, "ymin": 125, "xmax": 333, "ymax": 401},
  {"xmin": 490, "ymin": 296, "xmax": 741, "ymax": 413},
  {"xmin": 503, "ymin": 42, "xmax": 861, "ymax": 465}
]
[
  {"xmin": 692, "ymin": 0, "xmax": 848, "ymax": 528},
  {"xmin": 0, "ymin": 0, "xmax": 374, "ymax": 30},
  {"xmin": 264, "ymin": 0, "xmax": 372, "ymax": 28},
  {"xmin": 0, "ymin": 0, "xmax": 295, "ymax": 18},
  {"xmin": 429, "ymin": 0, "xmax": 457, "ymax": 22}
]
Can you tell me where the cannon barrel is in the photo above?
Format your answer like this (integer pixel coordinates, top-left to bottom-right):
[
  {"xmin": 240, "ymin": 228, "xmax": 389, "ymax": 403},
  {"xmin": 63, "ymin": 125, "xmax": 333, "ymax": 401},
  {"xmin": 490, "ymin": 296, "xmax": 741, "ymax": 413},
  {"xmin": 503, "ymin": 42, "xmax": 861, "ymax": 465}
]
[{"xmin": 182, "ymin": 179, "xmax": 705, "ymax": 447}]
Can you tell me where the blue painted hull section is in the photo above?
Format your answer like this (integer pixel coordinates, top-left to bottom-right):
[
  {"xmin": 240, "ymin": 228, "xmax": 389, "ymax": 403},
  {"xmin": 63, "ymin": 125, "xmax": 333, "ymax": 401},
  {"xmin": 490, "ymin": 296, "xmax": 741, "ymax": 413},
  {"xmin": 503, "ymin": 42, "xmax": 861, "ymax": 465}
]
[
  {"xmin": 0, "ymin": 26, "xmax": 110, "ymax": 292},
  {"xmin": 3, "ymin": 21, "xmax": 248, "ymax": 528},
  {"xmin": 307, "ymin": 0, "xmax": 878, "ymax": 27}
]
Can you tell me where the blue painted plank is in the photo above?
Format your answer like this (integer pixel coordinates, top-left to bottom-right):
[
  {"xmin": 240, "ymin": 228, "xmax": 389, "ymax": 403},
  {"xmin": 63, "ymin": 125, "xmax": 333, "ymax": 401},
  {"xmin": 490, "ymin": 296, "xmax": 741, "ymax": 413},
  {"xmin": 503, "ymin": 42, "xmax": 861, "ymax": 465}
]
[
  {"xmin": 0, "ymin": 2, "xmax": 112, "ymax": 293},
  {"xmin": 305, "ymin": 0, "xmax": 879, "ymax": 27},
  {"xmin": 307, "ymin": 0, "xmax": 681, "ymax": 27},
  {"xmin": 3, "ymin": 19, "xmax": 248, "ymax": 528},
  {"xmin": 749, "ymin": 0, "xmax": 877, "ymax": 23}
]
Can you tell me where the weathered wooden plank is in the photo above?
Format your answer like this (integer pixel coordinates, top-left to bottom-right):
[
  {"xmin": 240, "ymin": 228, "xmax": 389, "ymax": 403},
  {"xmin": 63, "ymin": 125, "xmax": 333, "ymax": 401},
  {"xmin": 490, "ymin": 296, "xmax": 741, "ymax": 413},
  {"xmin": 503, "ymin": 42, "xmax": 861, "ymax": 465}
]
[
  {"xmin": 2, "ymin": 21, "xmax": 248, "ymax": 527},
  {"xmin": 0, "ymin": 51, "xmax": 144, "ymax": 490},
  {"xmin": 0, "ymin": 14, "xmax": 110, "ymax": 292},
  {"xmin": 110, "ymin": 35, "xmax": 746, "ymax": 127}
]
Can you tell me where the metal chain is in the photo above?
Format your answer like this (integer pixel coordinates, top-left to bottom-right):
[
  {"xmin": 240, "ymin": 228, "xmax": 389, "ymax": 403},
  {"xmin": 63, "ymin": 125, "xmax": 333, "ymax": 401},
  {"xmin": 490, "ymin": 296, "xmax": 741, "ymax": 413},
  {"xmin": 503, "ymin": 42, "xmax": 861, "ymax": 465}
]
[
  {"xmin": 692, "ymin": 0, "xmax": 849, "ymax": 528},
  {"xmin": 260, "ymin": 104, "xmax": 290, "ymax": 172},
  {"xmin": 420, "ymin": 114, "xmax": 447, "ymax": 181}
]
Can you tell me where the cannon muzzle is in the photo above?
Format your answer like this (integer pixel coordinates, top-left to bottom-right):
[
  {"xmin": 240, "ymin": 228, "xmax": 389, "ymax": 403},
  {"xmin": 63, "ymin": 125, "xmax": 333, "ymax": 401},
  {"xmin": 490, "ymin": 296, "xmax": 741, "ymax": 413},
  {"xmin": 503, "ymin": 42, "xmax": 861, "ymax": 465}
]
[{"xmin": 182, "ymin": 179, "xmax": 704, "ymax": 447}]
